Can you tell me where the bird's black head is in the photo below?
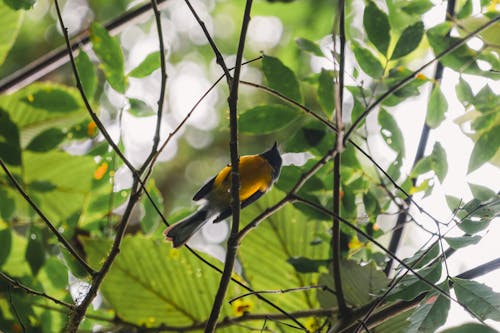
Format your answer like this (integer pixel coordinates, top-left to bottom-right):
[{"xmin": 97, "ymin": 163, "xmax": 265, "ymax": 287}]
[{"xmin": 261, "ymin": 142, "xmax": 282, "ymax": 180}]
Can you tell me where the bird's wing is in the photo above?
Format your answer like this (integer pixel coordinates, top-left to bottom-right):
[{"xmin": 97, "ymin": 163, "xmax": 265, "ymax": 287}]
[
  {"xmin": 192, "ymin": 176, "xmax": 216, "ymax": 201},
  {"xmin": 212, "ymin": 190, "xmax": 265, "ymax": 223}
]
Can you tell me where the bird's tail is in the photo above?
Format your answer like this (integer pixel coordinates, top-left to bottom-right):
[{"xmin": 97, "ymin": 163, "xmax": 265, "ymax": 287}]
[{"xmin": 164, "ymin": 208, "xmax": 210, "ymax": 248}]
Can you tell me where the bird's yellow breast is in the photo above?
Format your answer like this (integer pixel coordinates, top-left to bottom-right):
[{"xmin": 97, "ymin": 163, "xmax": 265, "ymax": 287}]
[{"xmin": 213, "ymin": 155, "xmax": 273, "ymax": 201}]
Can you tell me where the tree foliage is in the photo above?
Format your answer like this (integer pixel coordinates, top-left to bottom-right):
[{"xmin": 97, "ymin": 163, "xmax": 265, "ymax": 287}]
[{"xmin": 0, "ymin": 0, "xmax": 499, "ymax": 332}]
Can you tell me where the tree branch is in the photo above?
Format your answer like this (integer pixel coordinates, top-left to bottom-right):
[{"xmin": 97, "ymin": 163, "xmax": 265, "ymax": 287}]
[
  {"xmin": 204, "ymin": 1, "xmax": 253, "ymax": 330},
  {"xmin": 330, "ymin": 0, "xmax": 349, "ymax": 323},
  {"xmin": 138, "ymin": 0, "xmax": 169, "ymax": 175}
]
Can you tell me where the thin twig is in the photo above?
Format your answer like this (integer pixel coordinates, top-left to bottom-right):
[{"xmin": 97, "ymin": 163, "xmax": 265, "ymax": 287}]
[
  {"xmin": 229, "ymin": 285, "xmax": 338, "ymax": 304},
  {"xmin": 205, "ymin": 1, "xmax": 253, "ymax": 330},
  {"xmin": 1, "ymin": 271, "xmax": 74, "ymax": 309},
  {"xmin": 0, "ymin": 159, "xmax": 95, "ymax": 276},
  {"xmin": 184, "ymin": 0, "xmax": 232, "ymax": 83},
  {"xmin": 139, "ymin": 0, "xmax": 168, "ymax": 175}
]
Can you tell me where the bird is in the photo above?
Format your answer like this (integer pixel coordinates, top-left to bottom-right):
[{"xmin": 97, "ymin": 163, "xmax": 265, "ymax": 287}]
[{"xmin": 164, "ymin": 142, "xmax": 282, "ymax": 248}]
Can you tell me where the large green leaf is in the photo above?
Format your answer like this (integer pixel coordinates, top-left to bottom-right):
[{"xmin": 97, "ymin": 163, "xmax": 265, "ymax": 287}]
[
  {"xmin": 407, "ymin": 282, "xmax": 450, "ymax": 333},
  {"xmin": 426, "ymin": 84, "xmax": 448, "ymax": 129},
  {"xmin": 238, "ymin": 190, "xmax": 330, "ymax": 313},
  {"xmin": 262, "ymin": 55, "xmax": 302, "ymax": 103},
  {"xmin": 239, "ymin": 104, "xmax": 300, "ymax": 134},
  {"xmin": 378, "ymin": 108, "xmax": 405, "ymax": 155},
  {"xmin": 128, "ymin": 51, "xmax": 161, "ymax": 78},
  {"xmin": 317, "ymin": 69, "xmax": 335, "ymax": 117},
  {"xmin": 400, "ymin": 0, "xmax": 434, "ymax": 15},
  {"xmin": 468, "ymin": 124, "xmax": 500, "ymax": 173},
  {"xmin": 0, "ymin": 108, "xmax": 21, "ymax": 165},
  {"xmin": 295, "ymin": 37, "xmax": 323, "ymax": 56},
  {"xmin": 83, "ymin": 236, "xmax": 245, "ymax": 329},
  {"xmin": 440, "ymin": 323, "xmax": 498, "ymax": 333},
  {"xmin": 22, "ymin": 151, "xmax": 95, "ymax": 223},
  {"xmin": 0, "ymin": 2, "xmax": 23, "ymax": 65},
  {"xmin": 453, "ymin": 278, "xmax": 500, "ymax": 321},
  {"xmin": 387, "ymin": 263, "xmax": 442, "ymax": 301},
  {"xmin": 391, "ymin": 21, "xmax": 424, "ymax": 59},
  {"xmin": 363, "ymin": 1, "xmax": 391, "ymax": 56},
  {"xmin": 317, "ymin": 260, "xmax": 388, "ymax": 308},
  {"xmin": 444, "ymin": 235, "xmax": 481, "ymax": 249},
  {"xmin": 455, "ymin": 77, "xmax": 474, "ymax": 106},
  {"xmin": 90, "ymin": 22, "xmax": 127, "ymax": 93},
  {"xmin": 352, "ymin": 43, "xmax": 385, "ymax": 78},
  {"xmin": 0, "ymin": 83, "xmax": 87, "ymax": 147},
  {"xmin": 75, "ymin": 50, "xmax": 97, "ymax": 99}
]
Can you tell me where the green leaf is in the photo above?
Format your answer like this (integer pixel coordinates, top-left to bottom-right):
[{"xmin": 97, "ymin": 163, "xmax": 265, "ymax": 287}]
[
  {"xmin": 453, "ymin": 278, "xmax": 500, "ymax": 321},
  {"xmin": 431, "ymin": 142, "xmax": 447, "ymax": 183},
  {"xmin": 75, "ymin": 50, "xmax": 97, "ymax": 99},
  {"xmin": 295, "ymin": 37, "xmax": 323, "ymax": 56},
  {"xmin": 352, "ymin": 43, "xmax": 385, "ymax": 78},
  {"xmin": 401, "ymin": 0, "xmax": 434, "ymax": 15},
  {"xmin": 468, "ymin": 125, "xmax": 500, "ymax": 173},
  {"xmin": 401, "ymin": 242, "xmax": 440, "ymax": 270},
  {"xmin": 25, "ymin": 227, "xmax": 45, "ymax": 275},
  {"xmin": 0, "ymin": 83, "xmax": 86, "ymax": 147},
  {"xmin": 26, "ymin": 128, "xmax": 66, "ymax": 152},
  {"xmin": 0, "ymin": 228, "xmax": 12, "ymax": 267},
  {"xmin": 128, "ymin": 98, "xmax": 156, "ymax": 117},
  {"xmin": 444, "ymin": 235, "xmax": 481, "ymax": 249},
  {"xmin": 391, "ymin": 21, "xmax": 424, "ymax": 60},
  {"xmin": 3, "ymin": 0, "xmax": 35, "ymax": 10},
  {"xmin": 239, "ymin": 190, "xmax": 330, "ymax": 312},
  {"xmin": 407, "ymin": 282, "xmax": 450, "ymax": 333},
  {"xmin": 378, "ymin": 108, "xmax": 405, "ymax": 154},
  {"xmin": 388, "ymin": 263, "xmax": 442, "ymax": 301},
  {"xmin": 287, "ymin": 257, "xmax": 329, "ymax": 273},
  {"xmin": 41, "ymin": 257, "xmax": 68, "ymax": 290},
  {"xmin": 318, "ymin": 260, "xmax": 388, "ymax": 307},
  {"xmin": 440, "ymin": 323, "xmax": 498, "ymax": 333},
  {"xmin": 262, "ymin": 55, "xmax": 302, "ymax": 103},
  {"xmin": 456, "ymin": 77, "xmax": 474, "ymax": 106},
  {"xmin": 128, "ymin": 51, "xmax": 161, "ymax": 78},
  {"xmin": 0, "ymin": 2, "xmax": 22, "ymax": 65},
  {"xmin": 468, "ymin": 183, "xmax": 496, "ymax": 201},
  {"xmin": 363, "ymin": 191, "xmax": 380, "ymax": 216},
  {"xmin": 140, "ymin": 181, "xmax": 163, "ymax": 234},
  {"xmin": 445, "ymin": 195, "xmax": 462, "ymax": 212},
  {"xmin": 363, "ymin": 1, "xmax": 391, "ymax": 56},
  {"xmin": 240, "ymin": 104, "xmax": 299, "ymax": 134},
  {"xmin": 317, "ymin": 69, "xmax": 334, "ymax": 117},
  {"xmin": 0, "ymin": 187, "xmax": 15, "ymax": 220},
  {"xmin": 411, "ymin": 157, "xmax": 432, "ymax": 177},
  {"xmin": 90, "ymin": 22, "xmax": 127, "ymax": 93},
  {"xmin": 22, "ymin": 88, "xmax": 81, "ymax": 113},
  {"xmin": 457, "ymin": 0, "xmax": 472, "ymax": 19},
  {"xmin": 83, "ymin": 235, "xmax": 240, "ymax": 326},
  {"xmin": 426, "ymin": 84, "xmax": 448, "ymax": 129},
  {"xmin": 0, "ymin": 108, "xmax": 21, "ymax": 165},
  {"xmin": 23, "ymin": 151, "xmax": 95, "ymax": 223}
]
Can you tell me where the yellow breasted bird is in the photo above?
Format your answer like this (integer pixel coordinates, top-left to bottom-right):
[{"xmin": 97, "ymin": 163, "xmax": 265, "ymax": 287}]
[{"xmin": 164, "ymin": 142, "xmax": 282, "ymax": 248}]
